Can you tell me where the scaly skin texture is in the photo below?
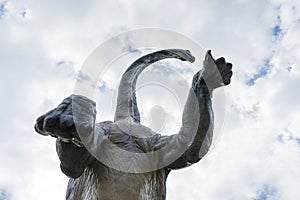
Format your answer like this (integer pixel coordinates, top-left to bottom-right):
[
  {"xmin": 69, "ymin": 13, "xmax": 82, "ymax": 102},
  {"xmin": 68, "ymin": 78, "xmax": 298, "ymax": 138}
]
[{"xmin": 34, "ymin": 49, "xmax": 233, "ymax": 200}]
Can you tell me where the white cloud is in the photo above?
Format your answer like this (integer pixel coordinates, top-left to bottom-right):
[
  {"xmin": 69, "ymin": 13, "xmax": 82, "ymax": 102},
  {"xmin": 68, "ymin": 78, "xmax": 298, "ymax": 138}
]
[{"xmin": 1, "ymin": 0, "xmax": 300, "ymax": 199}]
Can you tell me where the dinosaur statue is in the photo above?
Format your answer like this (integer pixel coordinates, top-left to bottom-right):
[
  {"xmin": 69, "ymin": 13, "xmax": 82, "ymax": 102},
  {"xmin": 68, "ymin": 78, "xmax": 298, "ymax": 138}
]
[{"xmin": 34, "ymin": 49, "xmax": 233, "ymax": 200}]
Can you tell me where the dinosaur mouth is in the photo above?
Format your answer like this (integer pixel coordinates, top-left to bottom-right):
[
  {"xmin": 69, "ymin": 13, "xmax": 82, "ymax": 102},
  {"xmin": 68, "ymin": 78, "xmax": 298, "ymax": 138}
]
[
  {"xmin": 181, "ymin": 49, "xmax": 196, "ymax": 63},
  {"xmin": 166, "ymin": 49, "xmax": 195, "ymax": 63}
]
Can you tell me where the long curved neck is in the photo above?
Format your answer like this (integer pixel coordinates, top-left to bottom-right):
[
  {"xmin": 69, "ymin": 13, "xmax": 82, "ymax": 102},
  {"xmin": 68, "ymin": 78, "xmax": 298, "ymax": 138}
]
[{"xmin": 114, "ymin": 49, "xmax": 195, "ymax": 123}]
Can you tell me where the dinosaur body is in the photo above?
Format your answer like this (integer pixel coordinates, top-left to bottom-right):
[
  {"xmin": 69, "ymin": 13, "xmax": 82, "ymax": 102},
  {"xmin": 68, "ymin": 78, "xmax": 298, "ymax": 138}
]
[{"xmin": 34, "ymin": 49, "xmax": 233, "ymax": 200}]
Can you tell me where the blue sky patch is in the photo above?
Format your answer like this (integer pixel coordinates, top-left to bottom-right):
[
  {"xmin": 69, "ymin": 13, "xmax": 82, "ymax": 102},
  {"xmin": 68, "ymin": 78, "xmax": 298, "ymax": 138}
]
[
  {"xmin": 77, "ymin": 71, "xmax": 91, "ymax": 83},
  {"xmin": 56, "ymin": 60, "xmax": 67, "ymax": 66},
  {"xmin": 277, "ymin": 134, "xmax": 293, "ymax": 143},
  {"xmin": 20, "ymin": 8, "xmax": 27, "ymax": 18},
  {"xmin": 122, "ymin": 40, "xmax": 142, "ymax": 54},
  {"xmin": 255, "ymin": 185, "xmax": 279, "ymax": 200},
  {"xmin": 0, "ymin": 2, "xmax": 7, "ymax": 19},
  {"xmin": 277, "ymin": 134, "xmax": 284, "ymax": 143},
  {"xmin": 272, "ymin": 25, "xmax": 282, "ymax": 37},
  {"xmin": 247, "ymin": 59, "xmax": 271, "ymax": 86},
  {"xmin": 0, "ymin": 189, "xmax": 11, "ymax": 200},
  {"xmin": 277, "ymin": 132, "xmax": 300, "ymax": 146},
  {"xmin": 126, "ymin": 45, "xmax": 141, "ymax": 54},
  {"xmin": 97, "ymin": 80, "xmax": 112, "ymax": 92},
  {"xmin": 272, "ymin": 15, "xmax": 283, "ymax": 40}
]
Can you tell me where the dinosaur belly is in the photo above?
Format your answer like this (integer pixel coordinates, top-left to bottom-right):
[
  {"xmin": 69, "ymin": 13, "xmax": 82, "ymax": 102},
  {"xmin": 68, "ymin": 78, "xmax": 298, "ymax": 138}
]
[{"xmin": 66, "ymin": 162, "xmax": 167, "ymax": 200}]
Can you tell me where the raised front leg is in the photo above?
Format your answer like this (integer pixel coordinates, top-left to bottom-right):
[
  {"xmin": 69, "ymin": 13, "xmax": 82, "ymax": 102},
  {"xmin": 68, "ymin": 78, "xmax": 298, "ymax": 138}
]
[
  {"xmin": 34, "ymin": 95, "xmax": 97, "ymax": 178},
  {"xmin": 151, "ymin": 50, "xmax": 233, "ymax": 169},
  {"xmin": 185, "ymin": 50, "xmax": 233, "ymax": 163}
]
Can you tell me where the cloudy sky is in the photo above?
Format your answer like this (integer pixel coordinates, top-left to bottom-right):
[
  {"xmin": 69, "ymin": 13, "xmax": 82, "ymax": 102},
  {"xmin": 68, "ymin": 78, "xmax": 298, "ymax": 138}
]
[{"xmin": 1, "ymin": 0, "xmax": 300, "ymax": 199}]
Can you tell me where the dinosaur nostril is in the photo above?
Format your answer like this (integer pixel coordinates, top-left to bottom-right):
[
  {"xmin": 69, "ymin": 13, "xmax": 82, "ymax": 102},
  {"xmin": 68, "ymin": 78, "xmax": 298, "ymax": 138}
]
[{"xmin": 44, "ymin": 115, "xmax": 59, "ymax": 131}]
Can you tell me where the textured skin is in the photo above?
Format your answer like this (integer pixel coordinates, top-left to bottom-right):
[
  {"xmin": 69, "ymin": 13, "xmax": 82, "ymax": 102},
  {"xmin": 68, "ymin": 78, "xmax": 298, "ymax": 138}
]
[{"xmin": 34, "ymin": 49, "xmax": 232, "ymax": 200}]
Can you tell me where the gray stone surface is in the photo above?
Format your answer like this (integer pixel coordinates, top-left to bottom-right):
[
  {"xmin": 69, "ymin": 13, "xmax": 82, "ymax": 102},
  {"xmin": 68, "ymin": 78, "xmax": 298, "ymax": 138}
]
[{"xmin": 34, "ymin": 49, "xmax": 233, "ymax": 200}]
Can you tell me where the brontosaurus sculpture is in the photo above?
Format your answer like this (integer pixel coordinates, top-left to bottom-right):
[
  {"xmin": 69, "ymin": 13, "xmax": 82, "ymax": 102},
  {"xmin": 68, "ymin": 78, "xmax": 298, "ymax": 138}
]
[{"xmin": 34, "ymin": 49, "xmax": 233, "ymax": 200}]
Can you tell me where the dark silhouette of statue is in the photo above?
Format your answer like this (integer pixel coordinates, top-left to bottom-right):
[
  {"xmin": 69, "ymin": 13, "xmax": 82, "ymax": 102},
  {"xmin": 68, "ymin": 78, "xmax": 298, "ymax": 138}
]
[{"xmin": 34, "ymin": 49, "xmax": 233, "ymax": 200}]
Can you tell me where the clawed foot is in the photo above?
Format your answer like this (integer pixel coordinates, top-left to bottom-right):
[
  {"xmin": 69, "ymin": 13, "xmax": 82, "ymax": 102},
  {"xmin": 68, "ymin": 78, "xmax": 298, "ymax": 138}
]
[{"xmin": 193, "ymin": 50, "xmax": 233, "ymax": 93}]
